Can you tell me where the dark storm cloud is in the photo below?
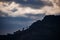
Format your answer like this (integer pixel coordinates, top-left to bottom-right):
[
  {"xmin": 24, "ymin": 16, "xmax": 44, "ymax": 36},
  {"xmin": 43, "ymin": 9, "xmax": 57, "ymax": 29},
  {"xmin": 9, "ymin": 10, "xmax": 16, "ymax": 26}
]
[
  {"xmin": 16, "ymin": 0, "xmax": 53, "ymax": 8},
  {"xmin": 0, "ymin": 0, "xmax": 12, "ymax": 2},
  {"xmin": 0, "ymin": 0, "xmax": 53, "ymax": 9}
]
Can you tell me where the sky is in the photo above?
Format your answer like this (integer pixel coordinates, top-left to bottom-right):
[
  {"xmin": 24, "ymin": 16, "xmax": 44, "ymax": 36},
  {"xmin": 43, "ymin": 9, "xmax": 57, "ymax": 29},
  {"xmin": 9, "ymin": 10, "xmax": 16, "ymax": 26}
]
[{"xmin": 0, "ymin": 0, "xmax": 60, "ymax": 35}]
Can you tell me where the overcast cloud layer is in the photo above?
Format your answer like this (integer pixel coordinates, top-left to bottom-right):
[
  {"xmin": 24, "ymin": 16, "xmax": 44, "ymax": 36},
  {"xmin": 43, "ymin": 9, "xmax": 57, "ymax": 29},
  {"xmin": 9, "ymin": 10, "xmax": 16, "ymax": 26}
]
[{"xmin": 0, "ymin": 0, "xmax": 60, "ymax": 17}]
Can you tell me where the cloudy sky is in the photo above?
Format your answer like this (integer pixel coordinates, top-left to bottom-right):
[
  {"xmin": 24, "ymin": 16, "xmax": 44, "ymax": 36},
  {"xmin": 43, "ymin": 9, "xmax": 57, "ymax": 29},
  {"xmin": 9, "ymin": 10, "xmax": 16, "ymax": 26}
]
[{"xmin": 0, "ymin": 0, "xmax": 60, "ymax": 35}]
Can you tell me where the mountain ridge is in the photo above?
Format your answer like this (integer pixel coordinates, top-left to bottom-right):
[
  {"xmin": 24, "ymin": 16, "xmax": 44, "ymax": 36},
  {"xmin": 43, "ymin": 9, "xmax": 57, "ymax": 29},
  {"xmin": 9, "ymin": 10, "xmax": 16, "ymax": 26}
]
[{"xmin": 0, "ymin": 15, "xmax": 60, "ymax": 40}]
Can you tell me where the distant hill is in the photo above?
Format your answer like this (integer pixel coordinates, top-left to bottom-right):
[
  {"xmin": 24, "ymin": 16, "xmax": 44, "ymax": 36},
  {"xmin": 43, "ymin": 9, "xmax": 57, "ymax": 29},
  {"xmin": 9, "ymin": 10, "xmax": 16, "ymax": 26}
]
[{"xmin": 0, "ymin": 15, "xmax": 60, "ymax": 40}]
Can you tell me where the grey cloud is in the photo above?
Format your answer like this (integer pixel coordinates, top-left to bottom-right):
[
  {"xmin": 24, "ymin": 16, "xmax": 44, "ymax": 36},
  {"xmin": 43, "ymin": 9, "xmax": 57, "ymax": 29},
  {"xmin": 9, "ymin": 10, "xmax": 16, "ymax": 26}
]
[
  {"xmin": 0, "ymin": 11, "xmax": 8, "ymax": 17},
  {"xmin": 14, "ymin": 0, "xmax": 53, "ymax": 9},
  {"xmin": 0, "ymin": 0, "xmax": 53, "ymax": 9},
  {"xmin": 10, "ymin": 8, "xmax": 18, "ymax": 12},
  {"xmin": 25, "ymin": 13, "xmax": 45, "ymax": 20}
]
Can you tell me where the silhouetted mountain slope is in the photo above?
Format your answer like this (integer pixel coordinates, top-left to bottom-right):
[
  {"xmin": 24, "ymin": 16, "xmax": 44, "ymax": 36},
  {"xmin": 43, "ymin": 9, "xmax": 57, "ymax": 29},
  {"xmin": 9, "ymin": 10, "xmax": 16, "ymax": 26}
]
[
  {"xmin": 0, "ymin": 15, "xmax": 60, "ymax": 40},
  {"xmin": 20, "ymin": 15, "xmax": 60, "ymax": 40}
]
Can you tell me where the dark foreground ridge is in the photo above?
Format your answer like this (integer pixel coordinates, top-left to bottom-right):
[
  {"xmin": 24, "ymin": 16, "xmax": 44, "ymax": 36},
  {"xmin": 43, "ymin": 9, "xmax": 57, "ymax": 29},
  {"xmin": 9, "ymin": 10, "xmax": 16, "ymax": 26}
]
[{"xmin": 0, "ymin": 15, "xmax": 60, "ymax": 40}]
